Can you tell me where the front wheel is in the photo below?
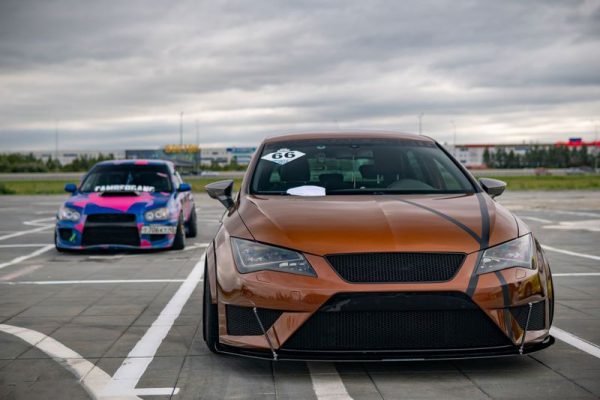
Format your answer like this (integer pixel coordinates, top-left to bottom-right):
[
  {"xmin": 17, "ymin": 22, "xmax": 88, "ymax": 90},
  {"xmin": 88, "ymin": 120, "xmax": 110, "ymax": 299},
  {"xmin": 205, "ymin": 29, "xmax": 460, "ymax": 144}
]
[
  {"xmin": 203, "ymin": 263, "xmax": 219, "ymax": 353},
  {"xmin": 171, "ymin": 215, "xmax": 185, "ymax": 250},
  {"xmin": 186, "ymin": 207, "xmax": 198, "ymax": 238}
]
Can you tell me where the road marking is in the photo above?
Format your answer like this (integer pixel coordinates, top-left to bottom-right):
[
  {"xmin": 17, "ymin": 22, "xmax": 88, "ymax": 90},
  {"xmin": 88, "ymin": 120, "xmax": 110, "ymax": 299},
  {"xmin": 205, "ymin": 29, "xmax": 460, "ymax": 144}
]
[
  {"xmin": 0, "ymin": 245, "xmax": 53, "ymax": 270},
  {"xmin": 307, "ymin": 362, "xmax": 353, "ymax": 400},
  {"xmin": 548, "ymin": 210, "xmax": 600, "ymax": 218},
  {"xmin": 543, "ymin": 220, "xmax": 600, "ymax": 233},
  {"xmin": 553, "ymin": 273, "xmax": 600, "ymax": 277},
  {"xmin": 0, "ymin": 264, "xmax": 45, "ymax": 281},
  {"xmin": 23, "ymin": 217, "xmax": 55, "ymax": 226},
  {"xmin": 183, "ymin": 242, "xmax": 209, "ymax": 251},
  {"xmin": 0, "ymin": 244, "xmax": 51, "ymax": 248},
  {"xmin": 542, "ymin": 245, "xmax": 600, "ymax": 261},
  {"xmin": 0, "ymin": 279, "xmax": 187, "ymax": 285},
  {"xmin": 551, "ymin": 327, "xmax": 600, "ymax": 359},
  {"xmin": 102, "ymin": 253, "xmax": 206, "ymax": 396},
  {"xmin": 0, "ymin": 324, "xmax": 141, "ymax": 400},
  {"xmin": 0, "ymin": 225, "xmax": 53, "ymax": 241},
  {"xmin": 520, "ymin": 216, "xmax": 553, "ymax": 224}
]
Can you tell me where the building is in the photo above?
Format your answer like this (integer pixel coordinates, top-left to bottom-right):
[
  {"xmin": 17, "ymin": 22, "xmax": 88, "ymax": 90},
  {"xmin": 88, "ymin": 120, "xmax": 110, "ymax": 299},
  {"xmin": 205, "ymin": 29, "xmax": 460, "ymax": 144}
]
[
  {"xmin": 125, "ymin": 145, "xmax": 201, "ymax": 171},
  {"xmin": 200, "ymin": 147, "xmax": 257, "ymax": 167}
]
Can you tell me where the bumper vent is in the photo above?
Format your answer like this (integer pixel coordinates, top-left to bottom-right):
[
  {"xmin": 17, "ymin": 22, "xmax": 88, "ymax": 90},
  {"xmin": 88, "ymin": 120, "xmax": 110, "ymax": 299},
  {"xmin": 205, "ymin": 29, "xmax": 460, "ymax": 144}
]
[
  {"xmin": 82, "ymin": 226, "xmax": 140, "ymax": 246},
  {"xmin": 282, "ymin": 292, "xmax": 511, "ymax": 351},
  {"xmin": 326, "ymin": 252, "xmax": 465, "ymax": 283},
  {"xmin": 510, "ymin": 302, "xmax": 545, "ymax": 331},
  {"xmin": 226, "ymin": 305, "xmax": 283, "ymax": 336}
]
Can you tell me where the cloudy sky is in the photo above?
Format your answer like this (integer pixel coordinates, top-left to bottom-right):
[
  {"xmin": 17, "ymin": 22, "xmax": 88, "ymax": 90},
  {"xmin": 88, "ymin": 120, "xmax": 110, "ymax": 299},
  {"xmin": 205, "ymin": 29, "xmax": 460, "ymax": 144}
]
[{"xmin": 1, "ymin": 0, "xmax": 599, "ymax": 151}]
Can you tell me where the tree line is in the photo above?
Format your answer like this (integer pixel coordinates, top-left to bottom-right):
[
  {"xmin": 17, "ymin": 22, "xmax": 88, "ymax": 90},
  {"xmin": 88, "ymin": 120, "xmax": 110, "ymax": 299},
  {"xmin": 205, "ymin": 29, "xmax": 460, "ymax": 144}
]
[
  {"xmin": 0, "ymin": 153, "xmax": 115, "ymax": 173},
  {"xmin": 483, "ymin": 146, "xmax": 598, "ymax": 168}
]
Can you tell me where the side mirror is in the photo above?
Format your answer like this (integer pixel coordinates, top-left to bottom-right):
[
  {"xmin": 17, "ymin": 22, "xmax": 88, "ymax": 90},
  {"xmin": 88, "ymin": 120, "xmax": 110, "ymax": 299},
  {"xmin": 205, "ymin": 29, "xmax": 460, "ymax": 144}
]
[
  {"xmin": 64, "ymin": 183, "xmax": 77, "ymax": 193},
  {"xmin": 205, "ymin": 180, "xmax": 235, "ymax": 209},
  {"xmin": 479, "ymin": 178, "xmax": 506, "ymax": 198},
  {"xmin": 178, "ymin": 183, "xmax": 192, "ymax": 192}
]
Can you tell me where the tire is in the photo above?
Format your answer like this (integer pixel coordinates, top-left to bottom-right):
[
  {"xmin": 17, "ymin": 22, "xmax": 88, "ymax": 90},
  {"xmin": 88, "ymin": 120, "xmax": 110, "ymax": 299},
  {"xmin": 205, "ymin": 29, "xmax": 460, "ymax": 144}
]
[
  {"xmin": 186, "ymin": 207, "xmax": 198, "ymax": 238},
  {"xmin": 203, "ymin": 263, "xmax": 219, "ymax": 353},
  {"xmin": 171, "ymin": 214, "xmax": 185, "ymax": 250}
]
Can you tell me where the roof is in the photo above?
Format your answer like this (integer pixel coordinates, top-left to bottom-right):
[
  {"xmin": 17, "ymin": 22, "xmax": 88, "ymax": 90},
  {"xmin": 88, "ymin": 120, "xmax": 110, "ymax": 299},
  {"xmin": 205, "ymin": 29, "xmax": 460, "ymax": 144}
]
[
  {"xmin": 263, "ymin": 130, "xmax": 432, "ymax": 144},
  {"xmin": 96, "ymin": 159, "xmax": 175, "ymax": 166}
]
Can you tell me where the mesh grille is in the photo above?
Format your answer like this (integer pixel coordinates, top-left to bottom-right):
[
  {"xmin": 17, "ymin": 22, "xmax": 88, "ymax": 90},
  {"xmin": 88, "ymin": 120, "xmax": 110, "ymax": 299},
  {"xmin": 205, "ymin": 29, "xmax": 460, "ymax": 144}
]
[
  {"xmin": 283, "ymin": 292, "xmax": 511, "ymax": 351},
  {"xmin": 510, "ymin": 302, "xmax": 545, "ymax": 331},
  {"xmin": 82, "ymin": 227, "xmax": 140, "ymax": 246},
  {"xmin": 226, "ymin": 305, "xmax": 283, "ymax": 336},
  {"xmin": 87, "ymin": 214, "xmax": 136, "ymax": 223},
  {"xmin": 326, "ymin": 253, "xmax": 465, "ymax": 283}
]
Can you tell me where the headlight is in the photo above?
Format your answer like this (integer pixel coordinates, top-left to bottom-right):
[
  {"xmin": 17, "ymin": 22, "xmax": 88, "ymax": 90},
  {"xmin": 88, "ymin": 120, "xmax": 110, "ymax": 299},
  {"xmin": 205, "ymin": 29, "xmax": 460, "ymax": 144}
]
[
  {"xmin": 231, "ymin": 238, "xmax": 316, "ymax": 277},
  {"xmin": 477, "ymin": 234, "xmax": 534, "ymax": 275},
  {"xmin": 58, "ymin": 206, "xmax": 80, "ymax": 221},
  {"xmin": 144, "ymin": 207, "xmax": 169, "ymax": 221}
]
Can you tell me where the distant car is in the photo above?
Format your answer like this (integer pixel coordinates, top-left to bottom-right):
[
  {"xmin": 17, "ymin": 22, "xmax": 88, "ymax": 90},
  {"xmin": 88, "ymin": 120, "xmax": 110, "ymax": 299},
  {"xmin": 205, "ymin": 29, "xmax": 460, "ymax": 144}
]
[
  {"xmin": 202, "ymin": 131, "xmax": 554, "ymax": 361},
  {"xmin": 566, "ymin": 167, "xmax": 593, "ymax": 175},
  {"xmin": 201, "ymin": 171, "xmax": 220, "ymax": 177},
  {"xmin": 534, "ymin": 168, "xmax": 551, "ymax": 176},
  {"xmin": 55, "ymin": 160, "xmax": 197, "ymax": 251}
]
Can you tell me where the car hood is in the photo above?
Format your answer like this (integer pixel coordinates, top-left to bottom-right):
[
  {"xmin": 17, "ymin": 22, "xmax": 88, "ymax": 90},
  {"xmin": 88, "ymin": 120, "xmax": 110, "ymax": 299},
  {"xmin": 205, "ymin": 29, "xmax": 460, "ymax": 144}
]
[
  {"xmin": 65, "ymin": 192, "xmax": 171, "ymax": 213},
  {"xmin": 238, "ymin": 193, "xmax": 519, "ymax": 255}
]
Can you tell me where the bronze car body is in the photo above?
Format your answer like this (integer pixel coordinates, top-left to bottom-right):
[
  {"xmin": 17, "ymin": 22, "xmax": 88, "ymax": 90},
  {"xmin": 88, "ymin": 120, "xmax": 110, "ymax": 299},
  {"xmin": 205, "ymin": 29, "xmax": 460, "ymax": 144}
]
[{"xmin": 203, "ymin": 132, "xmax": 554, "ymax": 360}]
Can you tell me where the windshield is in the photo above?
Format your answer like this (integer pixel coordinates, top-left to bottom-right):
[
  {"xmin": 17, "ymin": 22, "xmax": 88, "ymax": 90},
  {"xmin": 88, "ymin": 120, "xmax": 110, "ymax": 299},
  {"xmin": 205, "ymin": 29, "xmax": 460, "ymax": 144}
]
[
  {"xmin": 80, "ymin": 164, "xmax": 173, "ymax": 193},
  {"xmin": 250, "ymin": 138, "xmax": 475, "ymax": 195}
]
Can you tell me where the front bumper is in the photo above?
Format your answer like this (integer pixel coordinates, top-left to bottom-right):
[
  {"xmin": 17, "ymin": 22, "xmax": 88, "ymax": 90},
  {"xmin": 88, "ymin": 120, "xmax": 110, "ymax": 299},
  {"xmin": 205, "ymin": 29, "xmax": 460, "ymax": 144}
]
[
  {"xmin": 211, "ymin": 243, "xmax": 554, "ymax": 360},
  {"xmin": 55, "ymin": 214, "xmax": 178, "ymax": 250}
]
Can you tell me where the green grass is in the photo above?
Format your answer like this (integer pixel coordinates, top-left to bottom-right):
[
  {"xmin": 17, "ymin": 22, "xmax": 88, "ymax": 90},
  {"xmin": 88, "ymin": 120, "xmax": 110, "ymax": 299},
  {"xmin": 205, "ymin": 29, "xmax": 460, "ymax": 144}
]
[
  {"xmin": 0, "ymin": 175, "xmax": 598, "ymax": 194},
  {"xmin": 0, "ymin": 178, "xmax": 243, "ymax": 195},
  {"xmin": 473, "ymin": 175, "xmax": 600, "ymax": 191}
]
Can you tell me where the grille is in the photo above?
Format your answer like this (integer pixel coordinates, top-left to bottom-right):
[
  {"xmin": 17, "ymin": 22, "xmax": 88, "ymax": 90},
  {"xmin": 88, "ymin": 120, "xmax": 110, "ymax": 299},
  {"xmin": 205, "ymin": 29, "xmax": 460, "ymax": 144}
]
[
  {"xmin": 510, "ymin": 302, "xmax": 545, "ymax": 331},
  {"xmin": 82, "ymin": 226, "xmax": 140, "ymax": 246},
  {"xmin": 326, "ymin": 253, "xmax": 465, "ymax": 283},
  {"xmin": 86, "ymin": 214, "xmax": 136, "ymax": 223},
  {"xmin": 226, "ymin": 305, "xmax": 283, "ymax": 336},
  {"xmin": 283, "ymin": 292, "xmax": 511, "ymax": 351}
]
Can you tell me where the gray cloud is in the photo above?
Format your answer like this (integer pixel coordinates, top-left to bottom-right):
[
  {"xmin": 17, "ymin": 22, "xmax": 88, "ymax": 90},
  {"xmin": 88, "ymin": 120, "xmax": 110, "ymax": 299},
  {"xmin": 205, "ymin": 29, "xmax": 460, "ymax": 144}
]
[{"xmin": 1, "ymin": 0, "xmax": 599, "ymax": 151}]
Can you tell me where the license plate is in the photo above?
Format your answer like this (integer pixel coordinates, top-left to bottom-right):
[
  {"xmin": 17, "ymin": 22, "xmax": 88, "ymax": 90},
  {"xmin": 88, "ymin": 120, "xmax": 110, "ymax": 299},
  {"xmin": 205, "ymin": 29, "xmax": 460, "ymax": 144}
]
[{"xmin": 141, "ymin": 225, "xmax": 176, "ymax": 234}]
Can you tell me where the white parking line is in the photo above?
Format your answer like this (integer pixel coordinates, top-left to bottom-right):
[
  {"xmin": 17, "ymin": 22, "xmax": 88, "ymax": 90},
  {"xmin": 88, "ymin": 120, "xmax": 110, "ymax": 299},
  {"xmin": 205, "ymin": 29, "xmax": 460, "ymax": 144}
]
[
  {"xmin": 548, "ymin": 210, "xmax": 600, "ymax": 218},
  {"xmin": 0, "ymin": 264, "xmax": 45, "ymax": 281},
  {"xmin": 551, "ymin": 327, "xmax": 600, "ymax": 359},
  {"xmin": 0, "ymin": 324, "xmax": 141, "ymax": 400},
  {"xmin": 307, "ymin": 362, "xmax": 353, "ymax": 400},
  {"xmin": 0, "ymin": 244, "xmax": 51, "ymax": 248},
  {"xmin": 553, "ymin": 273, "xmax": 600, "ymax": 277},
  {"xmin": 542, "ymin": 245, "xmax": 600, "ymax": 261},
  {"xmin": 0, "ymin": 279, "xmax": 187, "ymax": 285},
  {"xmin": 520, "ymin": 216, "xmax": 553, "ymax": 224},
  {"xmin": 102, "ymin": 253, "xmax": 206, "ymax": 396},
  {"xmin": 0, "ymin": 225, "xmax": 53, "ymax": 241},
  {"xmin": 0, "ymin": 245, "xmax": 53, "ymax": 270}
]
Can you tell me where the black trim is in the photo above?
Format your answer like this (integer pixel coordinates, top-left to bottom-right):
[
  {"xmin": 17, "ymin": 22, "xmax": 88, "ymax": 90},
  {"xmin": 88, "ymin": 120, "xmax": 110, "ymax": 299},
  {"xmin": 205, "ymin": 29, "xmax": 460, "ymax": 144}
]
[
  {"xmin": 466, "ymin": 193, "xmax": 491, "ymax": 296},
  {"xmin": 494, "ymin": 270, "xmax": 514, "ymax": 341},
  {"xmin": 397, "ymin": 199, "xmax": 481, "ymax": 243},
  {"xmin": 215, "ymin": 336, "xmax": 554, "ymax": 361}
]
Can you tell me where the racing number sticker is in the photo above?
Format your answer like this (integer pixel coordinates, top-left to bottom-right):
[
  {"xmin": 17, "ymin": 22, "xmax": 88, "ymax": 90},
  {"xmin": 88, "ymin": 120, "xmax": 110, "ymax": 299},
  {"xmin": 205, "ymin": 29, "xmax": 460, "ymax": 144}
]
[{"xmin": 261, "ymin": 148, "xmax": 306, "ymax": 166}]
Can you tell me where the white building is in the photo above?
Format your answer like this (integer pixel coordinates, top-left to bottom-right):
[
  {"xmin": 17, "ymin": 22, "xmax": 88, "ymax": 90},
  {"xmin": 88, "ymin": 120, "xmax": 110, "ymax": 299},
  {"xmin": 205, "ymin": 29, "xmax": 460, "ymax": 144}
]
[{"xmin": 200, "ymin": 147, "xmax": 257, "ymax": 167}]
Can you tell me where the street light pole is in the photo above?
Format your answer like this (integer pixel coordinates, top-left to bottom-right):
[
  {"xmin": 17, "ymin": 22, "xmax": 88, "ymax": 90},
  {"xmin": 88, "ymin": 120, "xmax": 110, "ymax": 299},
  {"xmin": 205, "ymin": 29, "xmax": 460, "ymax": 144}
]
[{"xmin": 179, "ymin": 112, "xmax": 184, "ymax": 146}]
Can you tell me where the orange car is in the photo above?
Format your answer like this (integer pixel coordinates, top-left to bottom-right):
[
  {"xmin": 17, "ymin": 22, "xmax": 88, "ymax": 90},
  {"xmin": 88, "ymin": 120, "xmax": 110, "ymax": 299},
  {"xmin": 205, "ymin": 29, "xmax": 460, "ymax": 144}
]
[{"xmin": 203, "ymin": 131, "xmax": 554, "ymax": 360}]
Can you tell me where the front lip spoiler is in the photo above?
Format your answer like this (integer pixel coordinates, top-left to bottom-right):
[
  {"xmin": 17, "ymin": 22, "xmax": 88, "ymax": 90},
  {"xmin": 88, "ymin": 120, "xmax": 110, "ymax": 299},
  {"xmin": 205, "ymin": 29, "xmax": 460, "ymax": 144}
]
[{"xmin": 214, "ymin": 335, "xmax": 555, "ymax": 362}]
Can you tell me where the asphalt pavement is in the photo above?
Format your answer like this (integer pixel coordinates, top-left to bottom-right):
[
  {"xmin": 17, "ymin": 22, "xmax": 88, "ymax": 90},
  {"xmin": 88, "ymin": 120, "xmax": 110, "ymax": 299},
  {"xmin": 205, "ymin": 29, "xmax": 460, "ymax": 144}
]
[{"xmin": 0, "ymin": 191, "xmax": 599, "ymax": 400}]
